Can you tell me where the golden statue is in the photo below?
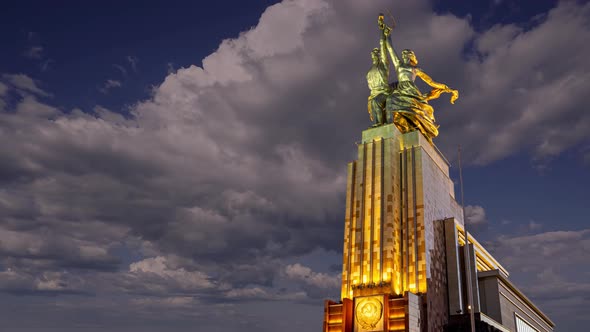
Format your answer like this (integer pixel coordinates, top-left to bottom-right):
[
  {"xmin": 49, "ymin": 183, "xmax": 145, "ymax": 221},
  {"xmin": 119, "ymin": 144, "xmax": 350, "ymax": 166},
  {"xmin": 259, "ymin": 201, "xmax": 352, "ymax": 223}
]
[{"xmin": 368, "ymin": 14, "xmax": 459, "ymax": 142}]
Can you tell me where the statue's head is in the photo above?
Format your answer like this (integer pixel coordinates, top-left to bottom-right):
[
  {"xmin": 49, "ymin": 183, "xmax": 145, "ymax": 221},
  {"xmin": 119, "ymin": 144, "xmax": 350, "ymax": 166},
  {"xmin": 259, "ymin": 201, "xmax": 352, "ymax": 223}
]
[
  {"xmin": 371, "ymin": 48, "xmax": 380, "ymax": 64},
  {"xmin": 402, "ymin": 49, "xmax": 418, "ymax": 66}
]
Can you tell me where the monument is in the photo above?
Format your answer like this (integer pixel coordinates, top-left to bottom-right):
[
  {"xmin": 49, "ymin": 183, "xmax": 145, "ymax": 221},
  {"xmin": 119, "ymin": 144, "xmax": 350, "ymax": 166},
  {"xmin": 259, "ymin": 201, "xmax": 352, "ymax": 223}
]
[{"xmin": 322, "ymin": 14, "xmax": 554, "ymax": 332}]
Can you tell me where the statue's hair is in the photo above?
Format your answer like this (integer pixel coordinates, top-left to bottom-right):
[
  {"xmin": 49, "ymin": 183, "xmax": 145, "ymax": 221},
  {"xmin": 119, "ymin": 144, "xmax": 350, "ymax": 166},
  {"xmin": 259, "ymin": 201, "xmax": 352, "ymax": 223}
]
[
  {"xmin": 401, "ymin": 49, "xmax": 418, "ymax": 65},
  {"xmin": 401, "ymin": 49, "xmax": 415, "ymax": 56}
]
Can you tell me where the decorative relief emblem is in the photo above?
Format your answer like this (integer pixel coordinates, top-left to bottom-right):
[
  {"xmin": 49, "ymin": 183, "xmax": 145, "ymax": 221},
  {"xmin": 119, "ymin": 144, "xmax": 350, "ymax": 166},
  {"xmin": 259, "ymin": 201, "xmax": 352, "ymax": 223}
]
[{"xmin": 355, "ymin": 296, "xmax": 383, "ymax": 330}]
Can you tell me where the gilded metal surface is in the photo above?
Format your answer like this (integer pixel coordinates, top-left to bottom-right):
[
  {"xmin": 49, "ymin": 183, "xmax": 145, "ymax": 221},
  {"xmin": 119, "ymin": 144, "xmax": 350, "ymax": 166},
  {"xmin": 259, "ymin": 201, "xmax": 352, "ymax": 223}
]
[
  {"xmin": 367, "ymin": 13, "xmax": 459, "ymax": 142},
  {"xmin": 366, "ymin": 15, "xmax": 392, "ymax": 126},
  {"xmin": 355, "ymin": 296, "xmax": 383, "ymax": 330}
]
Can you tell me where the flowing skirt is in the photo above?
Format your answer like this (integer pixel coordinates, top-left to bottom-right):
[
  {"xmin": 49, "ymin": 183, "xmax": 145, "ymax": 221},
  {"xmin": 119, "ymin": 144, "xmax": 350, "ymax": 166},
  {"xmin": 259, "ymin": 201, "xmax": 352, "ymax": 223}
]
[{"xmin": 386, "ymin": 81, "xmax": 439, "ymax": 140}]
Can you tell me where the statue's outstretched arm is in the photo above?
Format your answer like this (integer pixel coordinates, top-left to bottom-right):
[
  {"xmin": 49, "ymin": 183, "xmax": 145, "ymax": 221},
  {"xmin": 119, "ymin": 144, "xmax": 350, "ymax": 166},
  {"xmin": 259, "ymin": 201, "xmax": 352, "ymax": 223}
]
[
  {"xmin": 383, "ymin": 28, "xmax": 400, "ymax": 69},
  {"xmin": 415, "ymin": 69, "xmax": 447, "ymax": 89},
  {"xmin": 417, "ymin": 69, "xmax": 459, "ymax": 104}
]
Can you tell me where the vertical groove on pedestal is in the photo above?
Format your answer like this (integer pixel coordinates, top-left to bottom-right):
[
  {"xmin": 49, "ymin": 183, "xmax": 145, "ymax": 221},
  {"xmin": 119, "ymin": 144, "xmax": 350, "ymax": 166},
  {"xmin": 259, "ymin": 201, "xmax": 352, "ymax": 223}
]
[
  {"xmin": 359, "ymin": 143, "xmax": 366, "ymax": 285},
  {"xmin": 394, "ymin": 140, "xmax": 402, "ymax": 294},
  {"xmin": 379, "ymin": 139, "xmax": 385, "ymax": 283},
  {"xmin": 383, "ymin": 137, "xmax": 396, "ymax": 292},
  {"xmin": 412, "ymin": 147, "xmax": 419, "ymax": 291},
  {"xmin": 345, "ymin": 162, "xmax": 356, "ymax": 298},
  {"xmin": 399, "ymin": 149, "xmax": 404, "ymax": 291},
  {"xmin": 403, "ymin": 148, "xmax": 409, "ymax": 291},
  {"xmin": 369, "ymin": 141, "xmax": 375, "ymax": 283}
]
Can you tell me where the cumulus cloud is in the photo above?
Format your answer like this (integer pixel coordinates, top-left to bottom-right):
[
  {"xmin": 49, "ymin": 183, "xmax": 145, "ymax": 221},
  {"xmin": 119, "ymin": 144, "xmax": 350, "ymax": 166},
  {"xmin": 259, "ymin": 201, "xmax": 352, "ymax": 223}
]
[
  {"xmin": 283, "ymin": 263, "xmax": 340, "ymax": 299},
  {"xmin": 465, "ymin": 205, "xmax": 487, "ymax": 225},
  {"xmin": 129, "ymin": 256, "xmax": 214, "ymax": 291},
  {"xmin": 284, "ymin": 263, "xmax": 340, "ymax": 290},
  {"xmin": 444, "ymin": 2, "xmax": 590, "ymax": 164},
  {"xmin": 2, "ymin": 73, "xmax": 50, "ymax": 97},
  {"xmin": 491, "ymin": 230, "xmax": 590, "ymax": 275}
]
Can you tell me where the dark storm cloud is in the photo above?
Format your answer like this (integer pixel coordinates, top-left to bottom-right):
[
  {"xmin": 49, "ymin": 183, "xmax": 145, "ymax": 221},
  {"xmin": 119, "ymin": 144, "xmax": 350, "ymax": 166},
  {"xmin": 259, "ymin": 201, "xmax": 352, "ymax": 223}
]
[
  {"xmin": 0, "ymin": 226, "xmax": 121, "ymax": 272},
  {"xmin": 0, "ymin": 0, "xmax": 588, "ymax": 330}
]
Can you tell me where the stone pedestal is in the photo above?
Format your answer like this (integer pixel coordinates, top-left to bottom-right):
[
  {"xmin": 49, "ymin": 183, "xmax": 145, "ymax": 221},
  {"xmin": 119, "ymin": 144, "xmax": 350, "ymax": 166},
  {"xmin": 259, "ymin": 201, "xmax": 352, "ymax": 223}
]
[
  {"xmin": 341, "ymin": 124, "xmax": 463, "ymax": 300},
  {"xmin": 328, "ymin": 125, "xmax": 462, "ymax": 332},
  {"xmin": 323, "ymin": 124, "xmax": 553, "ymax": 332}
]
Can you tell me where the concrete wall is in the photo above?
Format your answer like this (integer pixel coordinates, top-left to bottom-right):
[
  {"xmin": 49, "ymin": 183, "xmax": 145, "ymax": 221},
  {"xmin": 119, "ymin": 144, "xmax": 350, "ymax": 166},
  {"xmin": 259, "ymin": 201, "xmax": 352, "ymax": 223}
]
[
  {"xmin": 478, "ymin": 271, "xmax": 554, "ymax": 332},
  {"xmin": 478, "ymin": 275, "xmax": 502, "ymax": 323},
  {"xmin": 497, "ymin": 281, "xmax": 551, "ymax": 332},
  {"xmin": 443, "ymin": 218, "xmax": 463, "ymax": 316}
]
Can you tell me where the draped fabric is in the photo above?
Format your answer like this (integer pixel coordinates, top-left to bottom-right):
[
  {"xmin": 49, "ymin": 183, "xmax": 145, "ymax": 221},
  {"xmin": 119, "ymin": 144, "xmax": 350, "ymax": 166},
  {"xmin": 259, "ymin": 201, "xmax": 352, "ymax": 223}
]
[{"xmin": 386, "ymin": 80, "xmax": 438, "ymax": 141}]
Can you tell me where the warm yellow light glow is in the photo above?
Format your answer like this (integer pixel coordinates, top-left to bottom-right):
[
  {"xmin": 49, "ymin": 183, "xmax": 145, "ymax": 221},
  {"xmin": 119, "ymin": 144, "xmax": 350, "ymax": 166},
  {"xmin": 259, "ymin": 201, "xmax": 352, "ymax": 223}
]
[
  {"xmin": 389, "ymin": 322, "xmax": 406, "ymax": 330},
  {"xmin": 389, "ymin": 315, "xmax": 405, "ymax": 319},
  {"xmin": 355, "ymin": 297, "xmax": 383, "ymax": 330}
]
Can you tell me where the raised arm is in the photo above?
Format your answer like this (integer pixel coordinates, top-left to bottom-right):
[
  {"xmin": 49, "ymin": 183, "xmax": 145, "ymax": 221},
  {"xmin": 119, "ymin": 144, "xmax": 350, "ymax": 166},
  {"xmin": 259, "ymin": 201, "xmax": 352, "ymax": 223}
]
[
  {"xmin": 382, "ymin": 26, "xmax": 400, "ymax": 69},
  {"xmin": 379, "ymin": 28, "xmax": 389, "ymax": 77}
]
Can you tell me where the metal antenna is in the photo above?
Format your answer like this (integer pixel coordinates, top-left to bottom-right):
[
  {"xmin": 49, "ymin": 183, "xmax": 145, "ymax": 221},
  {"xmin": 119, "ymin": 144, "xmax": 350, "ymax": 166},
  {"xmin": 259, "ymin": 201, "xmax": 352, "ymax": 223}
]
[{"xmin": 458, "ymin": 146, "xmax": 476, "ymax": 332}]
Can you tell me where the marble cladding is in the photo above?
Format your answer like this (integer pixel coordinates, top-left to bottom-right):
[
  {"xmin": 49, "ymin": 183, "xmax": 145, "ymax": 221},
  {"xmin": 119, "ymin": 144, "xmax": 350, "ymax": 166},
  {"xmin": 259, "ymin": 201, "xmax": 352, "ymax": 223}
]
[{"xmin": 341, "ymin": 124, "xmax": 463, "ymax": 299}]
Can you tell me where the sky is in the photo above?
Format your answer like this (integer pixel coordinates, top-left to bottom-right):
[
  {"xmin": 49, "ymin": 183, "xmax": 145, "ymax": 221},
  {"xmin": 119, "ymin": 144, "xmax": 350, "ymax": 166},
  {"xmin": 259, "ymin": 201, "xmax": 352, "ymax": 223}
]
[{"xmin": 0, "ymin": 0, "xmax": 588, "ymax": 331}]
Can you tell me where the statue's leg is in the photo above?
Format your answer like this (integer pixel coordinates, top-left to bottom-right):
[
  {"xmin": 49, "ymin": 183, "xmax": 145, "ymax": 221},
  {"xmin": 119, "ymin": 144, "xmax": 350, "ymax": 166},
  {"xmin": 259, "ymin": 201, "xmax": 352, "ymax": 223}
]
[
  {"xmin": 375, "ymin": 109, "xmax": 383, "ymax": 125},
  {"xmin": 386, "ymin": 109, "xmax": 394, "ymax": 124},
  {"xmin": 370, "ymin": 102, "xmax": 379, "ymax": 126},
  {"xmin": 368, "ymin": 100, "xmax": 378, "ymax": 126},
  {"xmin": 371, "ymin": 96, "xmax": 386, "ymax": 126},
  {"xmin": 376, "ymin": 94, "xmax": 387, "ymax": 125}
]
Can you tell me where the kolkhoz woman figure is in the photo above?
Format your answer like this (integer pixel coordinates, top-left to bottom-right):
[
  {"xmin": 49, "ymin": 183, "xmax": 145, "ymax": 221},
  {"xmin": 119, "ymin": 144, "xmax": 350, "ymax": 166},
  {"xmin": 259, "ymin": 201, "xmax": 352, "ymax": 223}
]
[{"xmin": 379, "ymin": 15, "xmax": 459, "ymax": 142}]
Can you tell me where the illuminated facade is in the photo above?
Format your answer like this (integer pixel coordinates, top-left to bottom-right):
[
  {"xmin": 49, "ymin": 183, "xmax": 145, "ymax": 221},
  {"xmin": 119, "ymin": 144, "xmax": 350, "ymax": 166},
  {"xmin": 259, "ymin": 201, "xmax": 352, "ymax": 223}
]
[{"xmin": 323, "ymin": 124, "xmax": 554, "ymax": 332}]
